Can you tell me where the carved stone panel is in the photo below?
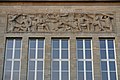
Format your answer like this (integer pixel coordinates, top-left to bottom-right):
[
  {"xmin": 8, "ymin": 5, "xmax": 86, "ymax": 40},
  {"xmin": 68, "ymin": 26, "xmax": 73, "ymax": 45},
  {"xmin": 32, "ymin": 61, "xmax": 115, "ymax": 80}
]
[{"xmin": 7, "ymin": 13, "xmax": 114, "ymax": 32}]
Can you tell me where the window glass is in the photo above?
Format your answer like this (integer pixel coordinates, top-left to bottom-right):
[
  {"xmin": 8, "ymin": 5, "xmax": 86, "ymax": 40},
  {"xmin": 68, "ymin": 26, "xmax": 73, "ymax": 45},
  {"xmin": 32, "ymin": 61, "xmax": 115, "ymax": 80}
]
[
  {"xmin": 78, "ymin": 72, "xmax": 84, "ymax": 80},
  {"xmin": 61, "ymin": 40, "xmax": 68, "ymax": 48},
  {"xmin": 37, "ymin": 61, "xmax": 43, "ymax": 70},
  {"xmin": 53, "ymin": 50, "xmax": 59, "ymax": 59},
  {"xmin": 109, "ymin": 61, "xmax": 116, "ymax": 71},
  {"xmin": 85, "ymin": 40, "xmax": 91, "ymax": 48},
  {"xmin": 30, "ymin": 40, "xmax": 36, "ymax": 48},
  {"xmin": 13, "ymin": 61, "xmax": 20, "ymax": 70},
  {"xmin": 37, "ymin": 72, "xmax": 43, "ymax": 80},
  {"xmin": 37, "ymin": 50, "xmax": 43, "ymax": 59},
  {"xmin": 86, "ymin": 61, "xmax": 92, "ymax": 70},
  {"xmin": 85, "ymin": 50, "xmax": 91, "ymax": 59},
  {"xmin": 7, "ymin": 39, "xmax": 13, "ymax": 48},
  {"xmin": 6, "ymin": 49, "xmax": 13, "ymax": 59},
  {"xmin": 14, "ymin": 49, "xmax": 20, "ymax": 59},
  {"xmin": 29, "ymin": 71, "xmax": 35, "ymax": 80},
  {"xmin": 108, "ymin": 40, "xmax": 114, "ymax": 48},
  {"xmin": 61, "ymin": 50, "xmax": 68, "ymax": 59},
  {"xmin": 101, "ymin": 61, "xmax": 107, "ymax": 71},
  {"xmin": 29, "ymin": 49, "xmax": 36, "ymax": 59},
  {"xmin": 110, "ymin": 72, "xmax": 116, "ymax": 80},
  {"xmin": 29, "ymin": 61, "xmax": 35, "ymax": 70},
  {"xmin": 77, "ymin": 50, "xmax": 83, "ymax": 59},
  {"xmin": 61, "ymin": 72, "xmax": 69, "ymax": 80},
  {"xmin": 5, "ymin": 61, "xmax": 12, "ymax": 70},
  {"xmin": 53, "ymin": 40, "xmax": 59, "ymax": 48},
  {"xmin": 38, "ymin": 40, "xmax": 44, "ymax": 48},
  {"xmin": 100, "ymin": 50, "xmax": 107, "ymax": 59},
  {"xmin": 78, "ymin": 61, "xmax": 84, "ymax": 71},
  {"xmin": 13, "ymin": 72, "xmax": 19, "ymax": 80},
  {"xmin": 52, "ymin": 72, "xmax": 59, "ymax": 80},
  {"xmin": 61, "ymin": 61, "xmax": 68, "ymax": 70},
  {"xmin": 100, "ymin": 40, "xmax": 106, "ymax": 48},
  {"xmin": 108, "ymin": 50, "xmax": 114, "ymax": 59},
  {"xmin": 52, "ymin": 61, "xmax": 59, "ymax": 70},
  {"xmin": 15, "ymin": 39, "xmax": 21, "ymax": 48},
  {"xmin": 86, "ymin": 72, "xmax": 92, "ymax": 80},
  {"xmin": 102, "ymin": 72, "xmax": 108, "ymax": 80},
  {"xmin": 77, "ymin": 40, "xmax": 83, "ymax": 48}
]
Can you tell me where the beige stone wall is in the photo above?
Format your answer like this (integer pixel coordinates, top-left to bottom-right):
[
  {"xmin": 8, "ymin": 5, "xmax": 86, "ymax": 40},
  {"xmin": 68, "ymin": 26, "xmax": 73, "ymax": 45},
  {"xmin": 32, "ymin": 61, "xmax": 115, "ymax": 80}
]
[{"xmin": 0, "ymin": 5, "xmax": 120, "ymax": 80}]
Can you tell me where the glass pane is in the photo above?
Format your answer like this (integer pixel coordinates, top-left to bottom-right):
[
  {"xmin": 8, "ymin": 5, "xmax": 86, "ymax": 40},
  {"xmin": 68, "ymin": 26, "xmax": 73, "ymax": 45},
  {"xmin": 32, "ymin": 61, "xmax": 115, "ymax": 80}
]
[
  {"xmin": 108, "ymin": 40, "xmax": 114, "ymax": 48},
  {"xmin": 86, "ymin": 61, "xmax": 92, "ymax": 71},
  {"xmin": 110, "ymin": 72, "xmax": 116, "ymax": 80},
  {"xmin": 101, "ymin": 61, "xmax": 107, "ymax": 71},
  {"xmin": 52, "ymin": 40, "xmax": 59, "ymax": 48},
  {"xmin": 37, "ymin": 61, "xmax": 43, "ymax": 70},
  {"xmin": 29, "ymin": 61, "xmax": 35, "ymax": 70},
  {"xmin": 109, "ymin": 61, "xmax": 116, "ymax": 71},
  {"xmin": 86, "ymin": 72, "xmax": 92, "ymax": 80},
  {"xmin": 28, "ymin": 71, "xmax": 35, "ymax": 80},
  {"xmin": 100, "ymin": 50, "xmax": 107, "ymax": 59},
  {"xmin": 78, "ymin": 72, "xmax": 84, "ymax": 80},
  {"xmin": 61, "ymin": 40, "xmax": 68, "ymax": 48},
  {"xmin": 61, "ymin": 50, "xmax": 68, "ymax": 59},
  {"xmin": 53, "ymin": 50, "xmax": 59, "ymax": 59},
  {"xmin": 77, "ymin": 40, "xmax": 83, "ymax": 48},
  {"xmin": 37, "ymin": 72, "xmax": 43, "ymax": 80},
  {"xmin": 14, "ymin": 49, "xmax": 20, "ymax": 59},
  {"xmin": 4, "ymin": 71, "xmax": 11, "ymax": 80},
  {"xmin": 38, "ymin": 40, "xmax": 44, "ymax": 48},
  {"xmin": 7, "ymin": 39, "xmax": 13, "ymax": 48},
  {"xmin": 52, "ymin": 61, "xmax": 59, "ymax": 70},
  {"xmin": 37, "ymin": 50, "xmax": 43, "ymax": 59},
  {"xmin": 108, "ymin": 50, "xmax": 115, "ymax": 59},
  {"xmin": 61, "ymin": 72, "xmax": 69, "ymax": 80},
  {"xmin": 52, "ymin": 72, "xmax": 59, "ymax": 80},
  {"xmin": 15, "ymin": 39, "xmax": 21, "ymax": 48},
  {"xmin": 13, "ymin": 72, "xmax": 19, "ymax": 80},
  {"xmin": 5, "ymin": 61, "xmax": 12, "ymax": 70},
  {"xmin": 77, "ymin": 50, "xmax": 83, "ymax": 59},
  {"xmin": 61, "ymin": 61, "xmax": 68, "ymax": 70},
  {"xmin": 102, "ymin": 72, "xmax": 108, "ymax": 80},
  {"xmin": 100, "ymin": 40, "xmax": 106, "ymax": 48},
  {"xmin": 30, "ymin": 39, "xmax": 36, "ymax": 48},
  {"xmin": 78, "ymin": 61, "xmax": 84, "ymax": 71},
  {"xmin": 29, "ymin": 49, "xmax": 36, "ymax": 59},
  {"xmin": 85, "ymin": 50, "xmax": 91, "ymax": 59},
  {"xmin": 85, "ymin": 40, "xmax": 91, "ymax": 48},
  {"xmin": 6, "ymin": 49, "xmax": 13, "ymax": 59},
  {"xmin": 13, "ymin": 61, "xmax": 20, "ymax": 70}
]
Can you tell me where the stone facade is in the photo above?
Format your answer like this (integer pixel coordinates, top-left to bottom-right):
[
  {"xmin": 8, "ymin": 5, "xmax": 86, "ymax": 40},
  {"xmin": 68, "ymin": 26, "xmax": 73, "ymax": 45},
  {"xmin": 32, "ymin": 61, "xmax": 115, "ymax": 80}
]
[{"xmin": 0, "ymin": 3, "xmax": 120, "ymax": 80}]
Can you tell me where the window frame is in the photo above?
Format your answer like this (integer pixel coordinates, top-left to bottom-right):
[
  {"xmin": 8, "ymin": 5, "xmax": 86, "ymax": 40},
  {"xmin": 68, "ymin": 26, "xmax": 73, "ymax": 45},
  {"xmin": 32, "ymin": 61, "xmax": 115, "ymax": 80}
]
[
  {"xmin": 3, "ymin": 38, "xmax": 22, "ymax": 80},
  {"xmin": 51, "ymin": 39, "xmax": 70, "ymax": 80},
  {"xmin": 76, "ymin": 39, "xmax": 94, "ymax": 80},
  {"xmin": 100, "ymin": 39, "xmax": 118, "ymax": 80},
  {"xmin": 27, "ymin": 38, "xmax": 45, "ymax": 80}
]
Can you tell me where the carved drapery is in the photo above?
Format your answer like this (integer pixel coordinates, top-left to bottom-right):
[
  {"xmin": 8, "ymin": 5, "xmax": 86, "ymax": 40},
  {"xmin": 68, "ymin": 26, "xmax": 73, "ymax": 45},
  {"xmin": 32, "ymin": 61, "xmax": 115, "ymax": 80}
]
[{"xmin": 7, "ymin": 13, "xmax": 114, "ymax": 32}]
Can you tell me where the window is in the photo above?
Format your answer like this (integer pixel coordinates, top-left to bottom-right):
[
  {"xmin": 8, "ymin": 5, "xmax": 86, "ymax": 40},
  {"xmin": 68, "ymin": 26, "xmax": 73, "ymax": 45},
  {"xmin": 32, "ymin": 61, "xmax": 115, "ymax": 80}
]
[
  {"xmin": 77, "ymin": 39, "xmax": 93, "ymax": 80},
  {"xmin": 100, "ymin": 39, "xmax": 117, "ymax": 80},
  {"xmin": 28, "ymin": 39, "xmax": 44, "ymax": 80},
  {"xmin": 4, "ymin": 38, "xmax": 22, "ymax": 80},
  {"xmin": 51, "ymin": 39, "xmax": 70, "ymax": 80}
]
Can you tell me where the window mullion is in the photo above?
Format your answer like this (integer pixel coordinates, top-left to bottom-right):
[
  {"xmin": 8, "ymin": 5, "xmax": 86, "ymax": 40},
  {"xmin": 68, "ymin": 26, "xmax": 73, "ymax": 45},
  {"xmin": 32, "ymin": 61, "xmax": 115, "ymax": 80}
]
[
  {"xmin": 35, "ymin": 39, "xmax": 38, "ymax": 80},
  {"xmin": 106, "ymin": 40, "xmax": 110, "ymax": 80},
  {"xmin": 60, "ymin": 39, "xmax": 61, "ymax": 80},
  {"xmin": 11, "ymin": 39, "xmax": 15, "ymax": 80},
  {"xmin": 83, "ymin": 40, "xmax": 86, "ymax": 80}
]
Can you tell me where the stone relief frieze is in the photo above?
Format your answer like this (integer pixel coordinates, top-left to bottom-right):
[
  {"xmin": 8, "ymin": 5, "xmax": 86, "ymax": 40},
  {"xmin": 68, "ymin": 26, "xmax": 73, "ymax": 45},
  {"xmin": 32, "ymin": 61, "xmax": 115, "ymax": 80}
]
[{"xmin": 7, "ymin": 13, "xmax": 114, "ymax": 32}]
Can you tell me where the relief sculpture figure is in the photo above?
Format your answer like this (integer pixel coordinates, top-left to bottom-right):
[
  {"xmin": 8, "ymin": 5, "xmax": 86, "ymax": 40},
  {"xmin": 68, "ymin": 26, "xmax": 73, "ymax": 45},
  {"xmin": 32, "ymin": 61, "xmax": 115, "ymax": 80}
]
[{"xmin": 7, "ymin": 13, "xmax": 114, "ymax": 32}]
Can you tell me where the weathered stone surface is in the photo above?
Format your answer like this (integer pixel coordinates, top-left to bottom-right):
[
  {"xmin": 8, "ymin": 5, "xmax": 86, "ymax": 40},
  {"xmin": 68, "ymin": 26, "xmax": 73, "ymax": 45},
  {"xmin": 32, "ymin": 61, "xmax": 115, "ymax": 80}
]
[{"xmin": 0, "ymin": 5, "xmax": 120, "ymax": 80}]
